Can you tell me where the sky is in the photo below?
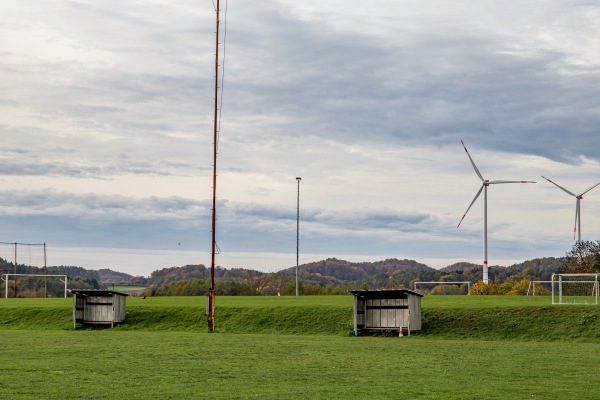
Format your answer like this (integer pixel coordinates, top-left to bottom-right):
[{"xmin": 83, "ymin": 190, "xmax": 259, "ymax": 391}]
[{"xmin": 0, "ymin": 0, "xmax": 599, "ymax": 276}]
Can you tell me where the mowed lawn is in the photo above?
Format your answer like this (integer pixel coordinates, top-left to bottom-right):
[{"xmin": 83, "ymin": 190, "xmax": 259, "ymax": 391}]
[
  {"xmin": 1, "ymin": 295, "xmax": 600, "ymax": 399},
  {"xmin": 1, "ymin": 330, "xmax": 599, "ymax": 399},
  {"xmin": 0, "ymin": 293, "xmax": 555, "ymax": 309}
]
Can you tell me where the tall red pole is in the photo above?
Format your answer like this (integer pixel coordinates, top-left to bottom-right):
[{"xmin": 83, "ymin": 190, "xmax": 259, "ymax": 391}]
[{"xmin": 208, "ymin": 0, "xmax": 220, "ymax": 333}]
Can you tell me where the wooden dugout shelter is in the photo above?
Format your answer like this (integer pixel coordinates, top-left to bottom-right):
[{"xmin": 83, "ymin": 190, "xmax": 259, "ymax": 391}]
[
  {"xmin": 349, "ymin": 289, "xmax": 423, "ymax": 336},
  {"xmin": 72, "ymin": 289, "xmax": 128, "ymax": 329}
]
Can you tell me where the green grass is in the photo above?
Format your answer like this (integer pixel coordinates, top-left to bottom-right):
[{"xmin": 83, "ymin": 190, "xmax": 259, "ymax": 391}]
[
  {"xmin": 110, "ymin": 285, "xmax": 146, "ymax": 293},
  {"xmin": 2, "ymin": 295, "xmax": 600, "ymax": 340},
  {"xmin": 1, "ymin": 330, "xmax": 599, "ymax": 399},
  {"xmin": 3, "ymin": 295, "xmax": 600, "ymax": 399},
  {"xmin": 0, "ymin": 293, "xmax": 557, "ymax": 309},
  {"xmin": 422, "ymin": 294, "xmax": 552, "ymax": 308}
]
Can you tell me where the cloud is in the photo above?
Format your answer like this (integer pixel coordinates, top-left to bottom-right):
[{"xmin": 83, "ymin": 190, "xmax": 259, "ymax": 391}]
[
  {"xmin": 1, "ymin": 1, "xmax": 600, "ymax": 275},
  {"xmin": 220, "ymin": 1, "xmax": 600, "ymax": 163}
]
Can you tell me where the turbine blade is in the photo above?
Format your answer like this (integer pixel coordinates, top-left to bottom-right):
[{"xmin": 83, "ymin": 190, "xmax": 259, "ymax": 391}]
[
  {"xmin": 579, "ymin": 181, "xmax": 600, "ymax": 196},
  {"xmin": 489, "ymin": 180, "xmax": 536, "ymax": 184},
  {"xmin": 457, "ymin": 184, "xmax": 484, "ymax": 228},
  {"xmin": 542, "ymin": 176, "xmax": 576, "ymax": 197},
  {"xmin": 461, "ymin": 140, "xmax": 484, "ymax": 182}
]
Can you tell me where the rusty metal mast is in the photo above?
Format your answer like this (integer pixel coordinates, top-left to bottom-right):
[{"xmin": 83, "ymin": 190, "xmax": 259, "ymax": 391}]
[{"xmin": 208, "ymin": 0, "xmax": 220, "ymax": 333}]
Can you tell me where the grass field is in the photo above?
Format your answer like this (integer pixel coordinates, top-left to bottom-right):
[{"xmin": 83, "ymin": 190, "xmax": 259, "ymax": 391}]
[
  {"xmin": 2, "ymin": 295, "xmax": 600, "ymax": 399},
  {"xmin": 109, "ymin": 285, "xmax": 146, "ymax": 293}
]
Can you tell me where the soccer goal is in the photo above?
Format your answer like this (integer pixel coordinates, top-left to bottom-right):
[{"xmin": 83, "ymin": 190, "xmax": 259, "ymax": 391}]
[
  {"xmin": 2, "ymin": 274, "xmax": 68, "ymax": 298},
  {"xmin": 413, "ymin": 281, "xmax": 471, "ymax": 295},
  {"xmin": 552, "ymin": 273, "xmax": 599, "ymax": 305}
]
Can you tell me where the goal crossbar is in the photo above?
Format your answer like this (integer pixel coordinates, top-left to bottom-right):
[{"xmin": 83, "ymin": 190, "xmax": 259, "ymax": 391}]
[{"xmin": 2, "ymin": 274, "xmax": 68, "ymax": 298}]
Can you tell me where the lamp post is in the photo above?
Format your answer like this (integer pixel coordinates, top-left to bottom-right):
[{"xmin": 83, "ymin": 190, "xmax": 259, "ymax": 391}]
[{"xmin": 296, "ymin": 177, "xmax": 301, "ymax": 296}]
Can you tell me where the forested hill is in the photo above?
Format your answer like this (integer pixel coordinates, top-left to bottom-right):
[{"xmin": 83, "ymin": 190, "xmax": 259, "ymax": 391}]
[
  {"xmin": 148, "ymin": 264, "xmax": 263, "ymax": 288},
  {"xmin": 439, "ymin": 262, "xmax": 480, "ymax": 272},
  {"xmin": 143, "ymin": 256, "xmax": 565, "ymax": 296},
  {"xmin": 143, "ymin": 258, "xmax": 444, "ymax": 295},
  {"xmin": 280, "ymin": 258, "xmax": 435, "ymax": 282},
  {"xmin": 98, "ymin": 268, "xmax": 133, "ymax": 283}
]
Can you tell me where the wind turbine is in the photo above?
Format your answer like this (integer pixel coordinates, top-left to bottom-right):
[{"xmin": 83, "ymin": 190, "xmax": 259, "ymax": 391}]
[
  {"xmin": 457, "ymin": 140, "xmax": 536, "ymax": 284},
  {"xmin": 541, "ymin": 176, "xmax": 600, "ymax": 242}
]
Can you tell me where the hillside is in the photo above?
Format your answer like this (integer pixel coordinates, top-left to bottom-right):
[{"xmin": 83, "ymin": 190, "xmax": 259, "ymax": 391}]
[
  {"xmin": 285, "ymin": 258, "xmax": 434, "ymax": 281},
  {"xmin": 0, "ymin": 256, "xmax": 567, "ymax": 297},
  {"xmin": 143, "ymin": 256, "xmax": 565, "ymax": 296},
  {"xmin": 439, "ymin": 262, "xmax": 480, "ymax": 272},
  {"xmin": 1, "ymin": 296, "xmax": 600, "ymax": 342},
  {"xmin": 98, "ymin": 268, "xmax": 133, "ymax": 283}
]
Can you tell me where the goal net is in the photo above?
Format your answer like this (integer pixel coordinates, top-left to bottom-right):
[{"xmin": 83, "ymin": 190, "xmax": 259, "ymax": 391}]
[
  {"xmin": 552, "ymin": 273, "xmax": 599, "ymax": 305},
  {"xmin": 526, "ymin": 281, "xmax": 552, "ymax": 296},
  {"xmin": 414, "ymin": 281, "xmax": 471, "ymax": 295},
  {"xmin": 0, "ymin": 242, "xmax": 54, "ymax": 298}
]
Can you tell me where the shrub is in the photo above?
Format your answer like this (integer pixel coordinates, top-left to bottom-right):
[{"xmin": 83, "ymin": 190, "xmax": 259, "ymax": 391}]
[
  {"xmin": 506, "ymin": 279, "xmax": 531, "ymax": 295},
  {"xmin": 494, "ymin": 279, "xmax": 516, "ymax": 295},
  {"xmin": 469, "ymin": 281, "xmax": 491, "ymax": 295}
]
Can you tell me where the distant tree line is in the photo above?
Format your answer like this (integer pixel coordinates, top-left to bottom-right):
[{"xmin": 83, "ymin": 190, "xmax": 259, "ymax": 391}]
[
  {"xmin": 4, "ymin": 241, "xmax": 599, "ymax": 297},
  {"xmin": 142, "ymin": 257, "xmax": 565, "ymax": 297},
  {"xmin": 144, "ymin": 242, "xmax": 600, "ymax": 296}
]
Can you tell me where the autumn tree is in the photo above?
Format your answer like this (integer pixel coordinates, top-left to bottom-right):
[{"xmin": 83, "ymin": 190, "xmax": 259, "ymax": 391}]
[
  {"xmin": 506, "ymin": 279, "xmax": 538, "ymax": 295},
  {"xmin": 561, "ymin": 240, "xmax": 600, "ymax": 274},
  {"xmin": 469, "ymin": 281, "xmax": 491, "ymax": 295}
]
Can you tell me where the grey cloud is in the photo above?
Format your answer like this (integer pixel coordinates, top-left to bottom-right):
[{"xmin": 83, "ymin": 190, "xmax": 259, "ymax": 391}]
[
  {"xmin": 1, "ymin": 1, "xmax": 598, "ymax": 267},
  {"xmin": 0, "ymin": 190, "xmax": 213, "ymax": 249},
  {"xmin": 309, "ymin": 209, "xmax": 430, "ymax": 230},
  {"xmin": 222, "ymin": 3, "xmax": 600, "ymax": 163},
  {"xmin": 218, "ymin": 201, "xmax": 430, "ymax": 232},
  {"xmin": 0, "ymin": 191, "xmax": 210, "ymax": 219},
  {"xmin": 212, "ymin": 200, "xmax": 439, "ymax": 256},
  {"xmin": 0, "ymin": 156, "xmax": 184, "ymax": 178}
]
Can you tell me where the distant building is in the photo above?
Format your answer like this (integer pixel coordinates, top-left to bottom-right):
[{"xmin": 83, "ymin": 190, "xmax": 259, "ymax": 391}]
[
  {"xmin": 349, "ymin": 289, "xmax": 423, "ymax": 336},
  {"xmin": 72, "ymin": 289, "xmax": 128, "ymax": 329}
]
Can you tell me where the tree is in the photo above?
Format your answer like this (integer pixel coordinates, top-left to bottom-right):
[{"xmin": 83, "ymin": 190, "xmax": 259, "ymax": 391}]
[
  {"xmin": 561, "ymin": 240, "xmax": 600, "ymax": 274},
  {"xmin": 506, "ymin": 279, "xmax": 532, "ymax": 295},
  {"xmin": 430, "ymin": 284, "xmax": 461, "ymax": 295},
  {"xmin": 469, "ymin": 281, "xmax": 491, "ymax": 295}
]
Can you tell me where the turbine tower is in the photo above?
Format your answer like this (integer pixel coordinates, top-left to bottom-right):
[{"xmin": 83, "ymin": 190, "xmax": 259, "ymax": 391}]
[
  {"xmin": 457, "ymin": 140, "xmax": 535, "ymax": 284},
  {"xmin": 541, "ymin": 176, "xmax": 600, "ymax": 242}
]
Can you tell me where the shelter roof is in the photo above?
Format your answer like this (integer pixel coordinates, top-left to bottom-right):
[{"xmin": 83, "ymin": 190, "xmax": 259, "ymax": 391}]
[
  {"xmin": 71, "ymin": 289, "xmax": 129, "ymax": 297},
  {"xmin": 349, "ymin": 289, "xmax": 423, "ymax": 299}
]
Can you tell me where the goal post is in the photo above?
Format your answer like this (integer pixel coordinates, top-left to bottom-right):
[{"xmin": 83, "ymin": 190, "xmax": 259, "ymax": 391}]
[
  {"xmin": 414, "ymin": 281, "xmax": 471, "ymax": 295},
  {"xmin": 2, "ymin": 274, "xmax": 68, "ymax": 298},
  {"xmin": 552, "ymin": 273, "xmax": 599, "ymax": 305},
  {"xmin": 527, "ymin": 281, "xmax": 552, "ymax": 296}
]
